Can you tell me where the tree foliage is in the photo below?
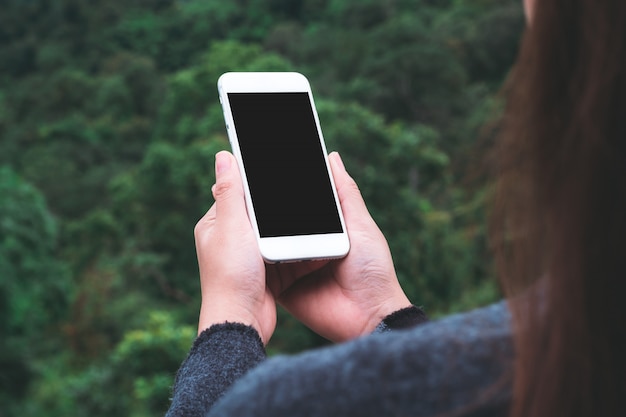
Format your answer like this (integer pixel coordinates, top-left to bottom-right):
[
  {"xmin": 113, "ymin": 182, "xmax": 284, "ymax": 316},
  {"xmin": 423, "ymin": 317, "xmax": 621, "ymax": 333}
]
[{"xmin": 0, "ymin": 0, "xmax": 523, "ymax": 415}]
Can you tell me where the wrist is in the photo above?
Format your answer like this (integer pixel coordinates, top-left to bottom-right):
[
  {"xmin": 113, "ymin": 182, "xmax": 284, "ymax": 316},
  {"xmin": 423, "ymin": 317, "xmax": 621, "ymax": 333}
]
[
  {"xmin": 198, "ymin": 301, "xmax": 259, "ymax": 336},
  {"xmin": 198, "ymin": 296, "xmax": 275, "ymax": 345},
  {"xmin": 365, "ymin": 294, "xmax": 413, "ymax": 334}
]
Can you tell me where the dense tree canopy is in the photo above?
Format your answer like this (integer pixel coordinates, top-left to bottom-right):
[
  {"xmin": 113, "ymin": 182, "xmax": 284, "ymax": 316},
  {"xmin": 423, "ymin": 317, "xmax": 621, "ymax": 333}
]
[{"xmin": 0, "ymin": 0, "xmax": 523, "ymax": 415}]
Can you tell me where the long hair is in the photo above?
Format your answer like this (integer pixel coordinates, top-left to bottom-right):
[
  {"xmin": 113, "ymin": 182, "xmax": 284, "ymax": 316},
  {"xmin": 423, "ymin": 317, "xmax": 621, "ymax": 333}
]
[{"xmin": 491, "ymin": 0, "xmax": 626, "ymax": 416}]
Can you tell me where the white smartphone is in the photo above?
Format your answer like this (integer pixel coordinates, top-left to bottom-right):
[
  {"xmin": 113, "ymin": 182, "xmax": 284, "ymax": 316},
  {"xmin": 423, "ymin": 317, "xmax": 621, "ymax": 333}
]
[{"xmin": 217, "ymin": 72, "xmax": 350, "ymax": 263}]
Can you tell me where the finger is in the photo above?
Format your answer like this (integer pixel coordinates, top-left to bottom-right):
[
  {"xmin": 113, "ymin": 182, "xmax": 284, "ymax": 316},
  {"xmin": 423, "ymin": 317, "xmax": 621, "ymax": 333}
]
[
  {"xmin": 194, "ymin": 203, "xmax": 217, "ymax": 238},
  {"xmin": 328, "ymin": 152, "xmax": 374, "ymax": 226},
  {"xmin": 212, "ymin": 150, "xmax": 250, "ymax": 230},
  {"xmin": 266, "ymin": 259, "xmax": 329, "ymax": 297}
]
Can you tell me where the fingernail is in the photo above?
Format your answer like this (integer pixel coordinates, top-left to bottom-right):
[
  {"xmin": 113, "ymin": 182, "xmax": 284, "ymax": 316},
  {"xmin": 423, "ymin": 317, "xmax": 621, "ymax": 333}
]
[
  {"xmin": 215, "ymin": 151, "xmax": 231, "ymax": 176},
  {"xmin": 333, "ymin": 152, "xmax": 346, "ymax": 172}
]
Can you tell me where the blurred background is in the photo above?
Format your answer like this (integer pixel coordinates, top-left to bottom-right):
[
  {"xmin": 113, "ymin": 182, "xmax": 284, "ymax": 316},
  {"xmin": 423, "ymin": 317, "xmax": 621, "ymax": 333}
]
[{"xmin": 0, "ymin": 0, "xmax": 523, "ymax": 415}]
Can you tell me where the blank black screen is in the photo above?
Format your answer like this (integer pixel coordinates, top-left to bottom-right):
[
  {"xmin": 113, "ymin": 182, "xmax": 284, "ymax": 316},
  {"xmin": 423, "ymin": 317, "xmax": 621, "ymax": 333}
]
[{"xmin": 228, "ymin": 92, "xmax": 343, "ymax": 237}]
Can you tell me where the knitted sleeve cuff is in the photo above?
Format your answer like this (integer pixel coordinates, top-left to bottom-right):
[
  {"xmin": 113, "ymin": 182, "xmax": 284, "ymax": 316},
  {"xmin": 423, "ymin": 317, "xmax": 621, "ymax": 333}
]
[
  {"xmin": 374, "ymin": 305, "xmax": 428, "ymax": 333},
  {"xmin": 166, "ymin": 322, "xmax": 266, "ymax": 417},
  {"xmin": 194, "ymin": 321, "xmax": 265, "ymax": 351}
]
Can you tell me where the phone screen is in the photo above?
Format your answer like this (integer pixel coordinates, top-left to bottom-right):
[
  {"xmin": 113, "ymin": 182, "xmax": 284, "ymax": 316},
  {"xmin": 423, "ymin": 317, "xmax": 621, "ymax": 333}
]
[{"xmin": 227, "ymin": 92, "xmax": 343, "ymax": 238}]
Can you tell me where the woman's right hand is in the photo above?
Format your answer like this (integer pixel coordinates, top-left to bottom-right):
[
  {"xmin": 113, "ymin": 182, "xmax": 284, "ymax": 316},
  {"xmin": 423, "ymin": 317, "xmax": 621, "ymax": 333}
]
[{"xmin": 267, "ymin": 152, "xmax": 412, "ymax": 342}]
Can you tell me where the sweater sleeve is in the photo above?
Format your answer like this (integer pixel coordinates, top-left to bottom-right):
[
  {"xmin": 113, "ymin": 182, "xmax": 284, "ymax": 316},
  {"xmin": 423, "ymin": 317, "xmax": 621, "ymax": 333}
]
[
  {"xmin": 375, "ymin": 305, "xmax": 429, "ymax": 332},
  {"xmin": 165, "ymin": 306, "xmax": 425, "ymax": 416},
  {"xmin": 166, "ymin": 302, "xmax": 512, "ymax": 417},
  {"xmin": 165, "ymin": 322, "xmax": 266, "ymax": 417}
]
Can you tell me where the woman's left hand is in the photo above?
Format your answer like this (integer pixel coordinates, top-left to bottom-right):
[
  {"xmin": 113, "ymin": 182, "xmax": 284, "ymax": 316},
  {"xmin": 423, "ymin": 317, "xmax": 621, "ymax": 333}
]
[{"xmin": 194, "ymin": 151, "xmax": 276, "ymax": 344}]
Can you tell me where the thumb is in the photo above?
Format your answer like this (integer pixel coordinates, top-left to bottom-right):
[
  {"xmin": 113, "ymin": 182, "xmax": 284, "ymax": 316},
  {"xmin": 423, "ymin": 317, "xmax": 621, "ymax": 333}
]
[
  {"xmin": 212, "ymin": 151, "xmax": 249, "ymax": 229},
  {"xmin": 328, "ymin": 152, "xmax": 372, "ymax": 225}
]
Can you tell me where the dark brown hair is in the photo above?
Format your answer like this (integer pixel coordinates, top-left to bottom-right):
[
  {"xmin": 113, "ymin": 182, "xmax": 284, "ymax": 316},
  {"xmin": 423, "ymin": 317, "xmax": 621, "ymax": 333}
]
[{"xmin": 492, "ymin": 0, "xmax": 626, "ymax": 416}]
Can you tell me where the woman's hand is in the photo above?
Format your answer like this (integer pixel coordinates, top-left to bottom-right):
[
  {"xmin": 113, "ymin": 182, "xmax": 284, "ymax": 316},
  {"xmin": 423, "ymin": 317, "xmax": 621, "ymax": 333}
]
[
  {"xmin": 194, "ymin": 151, "xmax": 276, "ymax": 344},
  {"xmin": 194, "ymin": 150, "xmax": 411, "ymax": 345},
  {"xmin": 267, "ymin": 152, "xmax": 412, "ymax": 342}
]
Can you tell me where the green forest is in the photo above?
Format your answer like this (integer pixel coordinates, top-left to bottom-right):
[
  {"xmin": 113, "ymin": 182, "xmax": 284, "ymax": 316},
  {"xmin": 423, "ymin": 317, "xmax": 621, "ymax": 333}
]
[{"xmin": 0, "ymin": 0, "xmax": 524, "ymax": 415}]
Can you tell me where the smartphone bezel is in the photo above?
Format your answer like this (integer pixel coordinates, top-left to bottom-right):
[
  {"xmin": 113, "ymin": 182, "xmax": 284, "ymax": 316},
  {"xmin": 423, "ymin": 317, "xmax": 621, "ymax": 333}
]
[{"xmin": 217, "ymin": 72, "xmax": 350, "ymax": 263}]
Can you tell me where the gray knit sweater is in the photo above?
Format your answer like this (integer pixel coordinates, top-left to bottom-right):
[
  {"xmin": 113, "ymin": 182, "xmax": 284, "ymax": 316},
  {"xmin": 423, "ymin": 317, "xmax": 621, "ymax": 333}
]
[{"xmin": 166, "ymin": 301, "xmax": 512, "ymax": 417}]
